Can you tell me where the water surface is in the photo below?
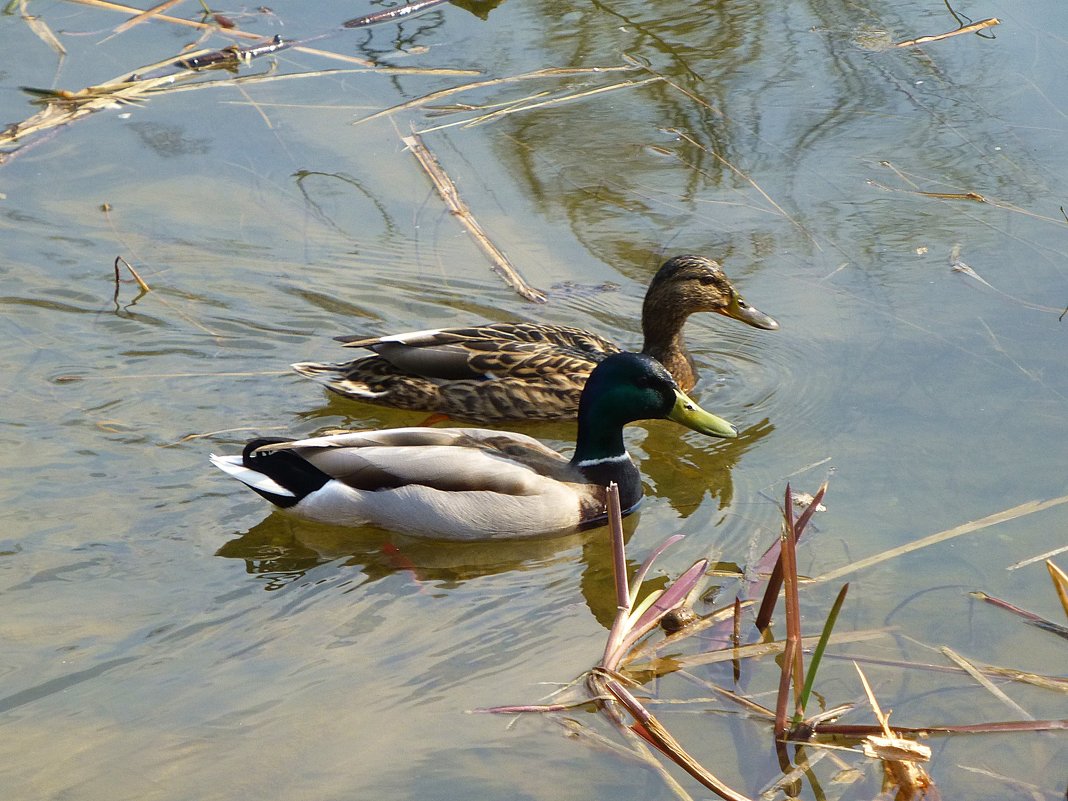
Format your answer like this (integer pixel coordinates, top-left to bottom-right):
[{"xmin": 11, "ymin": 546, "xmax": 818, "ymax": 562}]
[{"xmin": 1, "ymin": 1, "xmax": 1065, "ymax": 798}]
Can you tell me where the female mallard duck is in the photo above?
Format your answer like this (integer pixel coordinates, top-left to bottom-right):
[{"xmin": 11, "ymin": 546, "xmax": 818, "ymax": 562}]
[
  {"xmin": 292, "ymin": 255, "xmax": 778, "ymax": 422},
  {"xmin": 212, "ymin": 352, "xmax": 737, "ymax": 540}
]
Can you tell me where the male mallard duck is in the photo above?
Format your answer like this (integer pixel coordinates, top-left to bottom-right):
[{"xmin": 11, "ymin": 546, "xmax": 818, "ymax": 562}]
[
  {"xmin": 211, "ymin": 352, "xmax": 737, "ymax": 540},
  {"xmin": 292, "ymin": 255, "xmax": 778, "ymax": 422}
]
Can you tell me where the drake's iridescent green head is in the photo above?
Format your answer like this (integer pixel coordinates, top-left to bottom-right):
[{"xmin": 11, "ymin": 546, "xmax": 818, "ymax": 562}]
[{"xmin": 573, "ymin": 352, "xmax": 737, "ymax": 465}]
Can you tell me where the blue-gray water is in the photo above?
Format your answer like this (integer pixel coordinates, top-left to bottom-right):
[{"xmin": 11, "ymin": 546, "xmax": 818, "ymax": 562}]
[{"xmin": 1, "ymin": 1, "xmax": 1065, "ymax": 798}]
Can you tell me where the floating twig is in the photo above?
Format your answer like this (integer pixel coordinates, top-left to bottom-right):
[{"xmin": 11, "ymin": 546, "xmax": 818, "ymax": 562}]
[
  {"xmin": 893, "ymin": 17, "xmax": 1000, "ymax": 48},
  {"xmin": 401, "ymin": 131, "xmax": 547, "ymax": 303},
  {"xmin": 343, "ymin": 0, "xmax": 451, "ymax": 28}
]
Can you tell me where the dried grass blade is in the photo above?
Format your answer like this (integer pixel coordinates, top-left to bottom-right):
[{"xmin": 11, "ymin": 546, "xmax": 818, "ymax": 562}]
[
  {"xmin": 1047, "ymin": 560, "xmax": 1068, "ymax": 621},
  {"xmin": 352, "ymin": 65, "xmax": 635, "ymax": 127},
  {"xmin": 549, "ymin": 717, "xmax": 698, "ymax": 801},
  {"xmin": 1007, "ymin": 545, "xmax": 1068, "ymax": 570},
  {"xmin": 823, "ymin": 650, "xmax": 1068, "ymax": 691},
  {"xmin": 455, "ymin": 77, "xmax": 662, "ymax": 129},
  {"xmin": 114, "ymin": 256, "xmax": 150, "ymax": 292},
  {"xmin": 814, "ymin": 494, "xmax": 1068, "ymax": 582},
  {"xmin": 400, "ymin": 131, "xmax": 547, "ymax": 303},
  {"xmin": 113, "ymin": 0, "xmax": 185, "ymax": 33},
  {"xmin": 19, "ymin": 0, "xmax": 66, "ymax": 57},
  {"xmin": 940, "ymin": 647, "xmax": 1034, "ymax": 720}
]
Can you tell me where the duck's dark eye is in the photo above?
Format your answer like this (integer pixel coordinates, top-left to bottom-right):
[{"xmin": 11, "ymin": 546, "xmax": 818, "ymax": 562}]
[{"xmin": 698, "ymin": 275, "xmax": 718, "ymax": 286}]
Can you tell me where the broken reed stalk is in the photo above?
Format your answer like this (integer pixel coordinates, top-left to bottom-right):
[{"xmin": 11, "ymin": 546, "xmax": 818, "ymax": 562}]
[
  {"xmin": 114, "ymin": 255, "xmax": 151, "ymax": 295},
  {"xmin": 400, "ymin": 131, "xmax": 547, "ymax": 303}
]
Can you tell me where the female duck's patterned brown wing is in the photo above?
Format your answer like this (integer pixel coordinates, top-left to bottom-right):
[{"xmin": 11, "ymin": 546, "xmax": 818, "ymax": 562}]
[{"xmin": 293, "ymin": 323, "xmax": 624, "ymax": 422}]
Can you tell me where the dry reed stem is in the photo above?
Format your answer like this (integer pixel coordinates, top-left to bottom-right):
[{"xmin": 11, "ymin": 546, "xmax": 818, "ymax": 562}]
[
  {"xmin": 604, "ymin": 679, "xmax": 756, "ymax": 801},
  {"xmin": 826, "ymin": 646, "xmax": 1068, "ymax": 692},
  {"xmin": 813, "ymin": 494, "xmax": 1068, "ymax": 583},
  {"xmin": 68, "ymin": 0, "xmax": 378, "ymax": 66},
  {"xmin": 548, "ymin": 716, "xmax": 699, "ymax": 801},
  {"xmin": 893, "ymin": 17, "xmax": 999, "ymax": 48},
  {"xmin": 400, "ymin": 131, "xmax": 547, "ymax": 303},
  {"xmin": 853, "ymin": 663, "xmax": 934, "ymax": 797},
  {"xmin": 68, "ymin": 0, "xmax": 265, "ymax": 37},
  {"xmin": 2, "ymin": 62, "xmax": 475, "ymax": 157},
  {"xmin": 352, "ymin": 65, "xmax": 638, "ymax": 127},
  {"xmin": 1007, "ymin": 546, "xmax": 1068, "ymax": 570}
]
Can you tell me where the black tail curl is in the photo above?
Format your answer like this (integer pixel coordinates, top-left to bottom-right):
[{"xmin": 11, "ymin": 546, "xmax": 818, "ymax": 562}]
[{"xmin": 241, "ymin": 437, "xmax": 331, "ymax": 508}]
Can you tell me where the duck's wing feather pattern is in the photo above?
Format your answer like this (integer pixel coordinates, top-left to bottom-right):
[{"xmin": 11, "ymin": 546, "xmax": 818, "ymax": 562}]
[{"xmin": 256, "ymin": 428, "xmax": 577, "ymax": 495}]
